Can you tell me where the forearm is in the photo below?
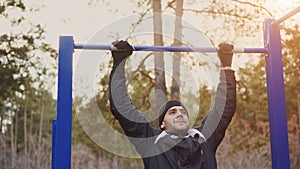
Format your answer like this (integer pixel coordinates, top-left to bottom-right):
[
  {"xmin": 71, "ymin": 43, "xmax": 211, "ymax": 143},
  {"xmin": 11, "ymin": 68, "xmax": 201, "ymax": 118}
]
[
  {"xmin": 198, "ymin": 69, "xmax": 236, "ymax": 150},
  {"xmin": 109, "ymin": 61, "xmax": 133, "ymax": 119},
  {"xmin": 109, "ymin": 61, "xmax": 150, "ymax": 137}
]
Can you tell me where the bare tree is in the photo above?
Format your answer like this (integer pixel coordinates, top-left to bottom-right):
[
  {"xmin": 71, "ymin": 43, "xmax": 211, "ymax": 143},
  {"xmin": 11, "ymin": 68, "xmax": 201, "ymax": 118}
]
[
  {"xmin": 152, "ymin": 0, "xmax": 167, "ymax": 112},
  {"xmin": 171, "ymin": 0, "xmax": 183, "ymax": 100},
  {"xmin": 182, "ymin": 0, "xmax": 273, "ymax": 43}
]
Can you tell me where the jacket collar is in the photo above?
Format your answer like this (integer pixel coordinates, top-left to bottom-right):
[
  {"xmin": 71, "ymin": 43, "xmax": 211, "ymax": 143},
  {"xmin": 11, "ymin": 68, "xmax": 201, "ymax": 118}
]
[{"xmin": 154, "ymin": 129, "xmax": 206, "ymax": 144}]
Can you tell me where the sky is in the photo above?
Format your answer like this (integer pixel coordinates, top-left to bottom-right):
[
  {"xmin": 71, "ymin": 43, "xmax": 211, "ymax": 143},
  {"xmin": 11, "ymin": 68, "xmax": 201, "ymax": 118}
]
[{"xmin": 17, "ymin": 0, "xmax": 299, "ymax": 48}]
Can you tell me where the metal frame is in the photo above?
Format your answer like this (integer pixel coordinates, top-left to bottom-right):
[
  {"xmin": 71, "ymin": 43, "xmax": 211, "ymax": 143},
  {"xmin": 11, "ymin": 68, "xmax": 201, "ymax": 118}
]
[
  {"xmin": 52, "ymin": 6, "xmax": 300, "ymax": 169},
  {"xmin": 74, "ymin": 44, "xmax": 268, "ymax": 53}
]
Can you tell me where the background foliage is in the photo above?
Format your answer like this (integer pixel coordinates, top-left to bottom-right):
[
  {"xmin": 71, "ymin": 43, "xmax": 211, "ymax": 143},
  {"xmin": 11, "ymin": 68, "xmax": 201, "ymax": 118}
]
[{"xmin": 0, "ymin": 0, "xmax": 299, "ymax": 169}]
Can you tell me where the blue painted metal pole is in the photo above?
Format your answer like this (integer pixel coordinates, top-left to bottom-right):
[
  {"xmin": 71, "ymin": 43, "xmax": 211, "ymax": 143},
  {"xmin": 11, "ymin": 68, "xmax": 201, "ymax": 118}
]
[
  {"xmin": 51, "ymin": 120, "xmax": 57, "ymax": 169},
  {"xmin": 74, "ymin": 44, "xmax": 267, "ymax": 53},
  {"xmin": 272, "ymin": 4, "xmax": 300, "ymax": 26},
  {"xmin": 263, "ymin": 19, "xmax": 290, "ymax": 169},
  {"xmin": 53, "ymin": 36, "xmax": 74, "ymax": 169}
]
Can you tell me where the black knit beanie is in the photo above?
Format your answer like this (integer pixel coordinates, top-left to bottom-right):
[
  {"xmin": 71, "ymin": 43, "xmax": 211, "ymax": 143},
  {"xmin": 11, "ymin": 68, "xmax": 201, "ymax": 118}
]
[{"xmin": 158, "ymin": 100, "xmax": 188, "ymax": 130}]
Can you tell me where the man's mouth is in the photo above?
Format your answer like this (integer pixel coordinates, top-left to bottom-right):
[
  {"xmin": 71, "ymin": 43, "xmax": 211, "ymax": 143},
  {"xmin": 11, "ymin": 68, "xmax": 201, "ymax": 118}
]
[{"xmin": 175, "ymin": 120, "xmax": 186, "ymax": 123}]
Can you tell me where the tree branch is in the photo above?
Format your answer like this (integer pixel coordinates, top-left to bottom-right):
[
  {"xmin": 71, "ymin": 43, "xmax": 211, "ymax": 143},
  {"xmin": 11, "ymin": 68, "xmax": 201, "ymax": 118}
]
[
  {"xmin": 183, "ymin": 8, "xmax": 255, "ymax": 21},
  {"xmin": 127, "ymin": 53, "xmax": 153, "ymax": 85},
  {"xmin": 232, "ymin": 0, "xmax": 273, "ymax": 17}
]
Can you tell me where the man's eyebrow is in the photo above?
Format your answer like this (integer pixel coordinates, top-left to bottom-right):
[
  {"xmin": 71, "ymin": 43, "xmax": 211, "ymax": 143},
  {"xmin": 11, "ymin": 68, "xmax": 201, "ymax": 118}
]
[{"xmin": 167, "ymin": 107, "xmax": 184, "ymax": 111}]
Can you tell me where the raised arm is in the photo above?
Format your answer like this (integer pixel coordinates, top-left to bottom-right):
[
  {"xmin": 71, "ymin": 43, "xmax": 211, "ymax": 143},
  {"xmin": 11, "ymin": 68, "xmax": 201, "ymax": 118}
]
[
  {"xmin": 109, "ymin": 41, "xmax": 155, "ymax": 139},
  {"xmin": 197, "ymin": 43, "xmax": 236, "ymax": 152}
]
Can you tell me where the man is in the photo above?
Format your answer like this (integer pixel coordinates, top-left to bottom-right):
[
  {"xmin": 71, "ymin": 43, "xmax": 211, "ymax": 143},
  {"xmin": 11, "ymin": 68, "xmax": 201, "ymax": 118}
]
[{"xmin": 109, "ymin": 40, "xmax": 236, "ymax": 169}]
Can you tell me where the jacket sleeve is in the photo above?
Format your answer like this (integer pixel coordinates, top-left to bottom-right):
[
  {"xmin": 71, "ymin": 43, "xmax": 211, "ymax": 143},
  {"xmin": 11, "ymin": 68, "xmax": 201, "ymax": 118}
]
[
  {"xmin": 109, "ymin": 60, "xmax": 155, "ymax": 138},
  {"xmin": 197, "ymin": 69, "xmax": 236, "ymax": 152}
]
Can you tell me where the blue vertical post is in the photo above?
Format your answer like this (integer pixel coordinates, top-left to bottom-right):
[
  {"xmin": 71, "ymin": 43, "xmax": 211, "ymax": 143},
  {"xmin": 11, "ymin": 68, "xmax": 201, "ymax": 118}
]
[
  {"xmin": 53, "ymin": 36, "xmax": 74, "ymax": 169},
  {"xmin": 263, "ymin": 19, "xmax": 290, "ymax": 169}
]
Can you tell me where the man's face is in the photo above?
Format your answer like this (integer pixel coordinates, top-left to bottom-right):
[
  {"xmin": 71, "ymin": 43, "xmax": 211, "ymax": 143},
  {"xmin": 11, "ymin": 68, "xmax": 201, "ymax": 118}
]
[{"xmin": 160, "ymin": 106, "xmax": 190, "ymax": 135}]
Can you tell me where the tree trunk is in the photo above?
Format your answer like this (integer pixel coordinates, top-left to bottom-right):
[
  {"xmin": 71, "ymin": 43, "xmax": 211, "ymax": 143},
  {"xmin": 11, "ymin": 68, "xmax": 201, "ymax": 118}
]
[
  {"xmin": 36, "ymin": 103, "xmax": 44, "ymax": 169},
  {"xmin": 10, "ymin": 111, "xmax": 15, "ymax": 169},
  {"xmin": 14, "ymin": 109, "xmax": 18, "ymax": 152},
  {"xmin": 297, "ymin": 95, "xmax": 300, "ymax": 167},
  {"xmin": 27, "ymin": 109, "xmax": 33, "ymax": 169},
  {"xmin": 24, "ymin": 102, "xmax": 28, "ymax": 154},
  {"xmin": 29, "ymin": 109, "xmax": 33, "ymax": 144},
  {"xmin": 152, "ymin": 0, "xmax": 167, "ymax": 112},
  {"xmin": 38, "ymin": 96, "xmax": 44, "ymax": 148},
  {"xmin": 171, "ymin": 0, "xmax": 183, "ymax": 100},
  {"xmin": 0, "ymin": 131, "xmax": 8, "ymax": 169},
  {"xmin": 0, "ymin": 107, "xmax": 3, "ymax": 132}
]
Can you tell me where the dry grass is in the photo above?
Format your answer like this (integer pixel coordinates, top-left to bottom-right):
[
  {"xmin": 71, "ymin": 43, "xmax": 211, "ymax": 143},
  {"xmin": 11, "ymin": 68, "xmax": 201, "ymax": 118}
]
[{"xmin": 1, "ymin": 117, "xmax": 299, "ymax": 169}]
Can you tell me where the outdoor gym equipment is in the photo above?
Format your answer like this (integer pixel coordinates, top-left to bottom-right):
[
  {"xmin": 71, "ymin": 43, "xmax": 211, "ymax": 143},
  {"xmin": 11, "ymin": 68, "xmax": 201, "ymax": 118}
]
[{"xmin": 52, "ymin": 5, "xmax": 300, "ymax": 169}]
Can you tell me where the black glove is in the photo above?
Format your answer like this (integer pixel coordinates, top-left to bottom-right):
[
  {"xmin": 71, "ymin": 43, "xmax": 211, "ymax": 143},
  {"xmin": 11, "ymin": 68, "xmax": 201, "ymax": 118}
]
[
  {"xmin": 111, "ymin": 40, "xmax": 134, "ymax": 66},
  {"xmin": 217, "ymin": 42, "xmax": 234, "ymax": 67}
]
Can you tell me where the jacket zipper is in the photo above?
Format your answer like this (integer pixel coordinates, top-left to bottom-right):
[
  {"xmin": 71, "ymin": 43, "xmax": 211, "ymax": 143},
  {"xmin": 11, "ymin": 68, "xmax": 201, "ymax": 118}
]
[{"xmin": 187, "ymin": 137, "xmax": 193, "ymax": 169}]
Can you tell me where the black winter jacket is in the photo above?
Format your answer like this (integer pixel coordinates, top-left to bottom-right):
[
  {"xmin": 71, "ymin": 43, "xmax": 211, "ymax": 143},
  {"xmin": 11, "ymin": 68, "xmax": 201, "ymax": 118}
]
[{"xmin": 109, "ymin": 61, "xmax": 236, "ymax": 169}]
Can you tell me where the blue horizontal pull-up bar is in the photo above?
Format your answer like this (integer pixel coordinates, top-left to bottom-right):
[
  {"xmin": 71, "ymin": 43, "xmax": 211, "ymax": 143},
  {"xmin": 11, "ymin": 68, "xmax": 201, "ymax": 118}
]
[
  {"xmin": 74, "ymin": 44, "xmax": 268, "ymax": 53},
  {"xmin": 272, "ymin": 4, "xmax": 300, "ymax": 26}
]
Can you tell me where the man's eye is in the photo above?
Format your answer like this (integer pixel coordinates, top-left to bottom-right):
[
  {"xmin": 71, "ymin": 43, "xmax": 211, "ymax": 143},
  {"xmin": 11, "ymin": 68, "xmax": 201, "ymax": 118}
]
[
  {"xmin": 180, "ymin": 110, "xmax": 187, "ymax": 114},
  {"xmin": 168, "ymin": 111, "xmax": 175, "ymax": 115}
]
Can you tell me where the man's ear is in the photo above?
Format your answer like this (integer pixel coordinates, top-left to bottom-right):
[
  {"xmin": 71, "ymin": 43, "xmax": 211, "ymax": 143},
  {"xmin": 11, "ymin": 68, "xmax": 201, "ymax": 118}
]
[{"xmin": 160, "ymin": 121, "xmax": 166, "ymax": 130}]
